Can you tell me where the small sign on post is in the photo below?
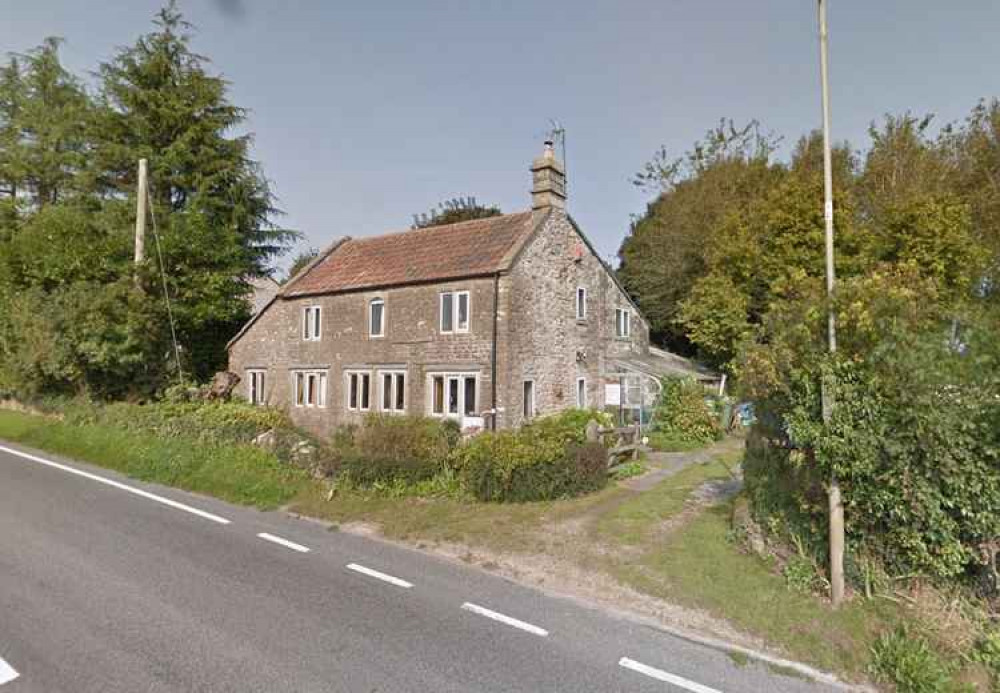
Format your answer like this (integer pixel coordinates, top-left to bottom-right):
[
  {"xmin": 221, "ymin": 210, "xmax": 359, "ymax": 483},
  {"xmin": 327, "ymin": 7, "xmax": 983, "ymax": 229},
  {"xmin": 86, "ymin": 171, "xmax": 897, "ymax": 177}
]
[{"xmin": 605, "ymin": 383, "xmax": 621, "ymax": 406}]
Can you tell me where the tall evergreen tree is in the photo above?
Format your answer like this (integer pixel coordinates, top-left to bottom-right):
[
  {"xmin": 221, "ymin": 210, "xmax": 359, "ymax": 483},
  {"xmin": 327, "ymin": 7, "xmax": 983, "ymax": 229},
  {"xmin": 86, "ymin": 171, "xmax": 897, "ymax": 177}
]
[
  {"xmin": 92, "ymin": 2, "xmax": 295, "ymax": 378},
  {"xmin": 0, "ymin": 39, "xmax": 93, "ymax": 209}
]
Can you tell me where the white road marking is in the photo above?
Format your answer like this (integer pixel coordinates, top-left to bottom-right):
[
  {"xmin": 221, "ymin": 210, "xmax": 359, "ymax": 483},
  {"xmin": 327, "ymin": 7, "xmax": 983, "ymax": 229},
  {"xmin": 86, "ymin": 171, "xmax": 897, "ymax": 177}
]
[
  {"xmin": 619, "ymin": 657, "xmax": 722, "ymax": 693},
  {"xmin": 257, "ymin": 532, "xmax": 310, "ymax": 553},
  {"xmin": 0, "ymin": 656, "xmax": 19, "ymax": 686},
  {"xmin": 346, "ymin": 563, "xmax": 413, "ymax": 589},
  {"xmin": 0, "ymin": 444, "xmax": 231, "ymax": 525},
  {"xmin": 460, "ymin": 602, "xmax": 549, "ymax": 637}
]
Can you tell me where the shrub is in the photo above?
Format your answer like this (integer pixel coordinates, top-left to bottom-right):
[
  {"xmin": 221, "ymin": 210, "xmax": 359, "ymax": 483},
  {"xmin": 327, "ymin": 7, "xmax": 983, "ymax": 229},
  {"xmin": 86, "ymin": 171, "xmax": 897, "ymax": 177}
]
[
  {"xmin": 972, "ymin": 630, "xmax": 1000, "ymax": 677},
  {"xmin": 337, "ymin": 414, "xmax": 455, "ymax": 486},
  {"xmin": 870, "ymin": 628, "xmax": 954, "ymax": 692},
  {"xmin": 452, "ymin": 409, "xmax": 609, "ymax": 502},
  {"xmin": 739, "ymin": 270, "xmax": 1000, "ymax": 581},
  {"xmin": 652, "ymin": 377, "xmax": 721, "ymax": 446}
]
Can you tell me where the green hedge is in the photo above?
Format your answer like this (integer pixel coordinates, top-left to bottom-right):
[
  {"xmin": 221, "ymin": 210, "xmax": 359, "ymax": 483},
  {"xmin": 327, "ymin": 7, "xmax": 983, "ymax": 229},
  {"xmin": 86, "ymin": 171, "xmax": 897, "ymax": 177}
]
[
  {"xmin": 452, "ymin": 409, "xmax": 611, "ymax": 502},
  {"xmin": 334, "ymin": 414, "xmax": 458, "ymax": 485}
]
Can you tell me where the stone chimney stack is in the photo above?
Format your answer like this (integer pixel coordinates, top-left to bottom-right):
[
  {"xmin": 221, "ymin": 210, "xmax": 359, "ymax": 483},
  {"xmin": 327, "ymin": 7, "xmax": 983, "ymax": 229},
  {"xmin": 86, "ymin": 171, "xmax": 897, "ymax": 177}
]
[{"xmin": 530, "ymin": 140, "xmax": 566, "ymax": 211}]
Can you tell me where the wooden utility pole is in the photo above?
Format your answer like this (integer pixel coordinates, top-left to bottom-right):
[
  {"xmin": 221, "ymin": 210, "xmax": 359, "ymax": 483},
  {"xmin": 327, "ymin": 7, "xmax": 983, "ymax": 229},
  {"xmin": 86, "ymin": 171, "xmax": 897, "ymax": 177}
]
[
  {"xmin": 818, "ymin": 0, "xmax": 845, "ymax": 607},
  {"xmin": 134, "ymin": 158, "xmax": 148, "ymax": 284}
]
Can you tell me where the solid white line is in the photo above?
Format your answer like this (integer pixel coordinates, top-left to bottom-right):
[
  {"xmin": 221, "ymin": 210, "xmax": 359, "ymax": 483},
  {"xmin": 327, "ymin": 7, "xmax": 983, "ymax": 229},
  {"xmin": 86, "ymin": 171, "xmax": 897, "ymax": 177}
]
[
  {"xmin": 257, "ymin": 532, "xmax": 310, "ymax": 553},
  {"xmin": 0, "ymin": 656, "xmax": 18, "ymax": 686},
  {"xmin": 619, "ymin": 657, "xmax": 722, "ymax": 693},
  {"xmin": 0, "ymin": 443, "xmax": 231, "ymax": 525},
  {"xmin": 461, "ymin": 602, "xmax": 549, "ymax": 637},
  {"xmin": 346, "ymin": 563, "xmax": 413, "ymax": 589}
]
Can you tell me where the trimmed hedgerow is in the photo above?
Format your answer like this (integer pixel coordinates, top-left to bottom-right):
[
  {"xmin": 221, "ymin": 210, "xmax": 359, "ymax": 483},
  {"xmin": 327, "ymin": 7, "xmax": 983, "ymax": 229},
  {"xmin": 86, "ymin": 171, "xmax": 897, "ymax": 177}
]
[
  {"xmin": 452, "ymin": 409, "xmax": 611, "ymax": 502},
  {"xmin": 334, "ymin": 414, "xmax": 457, "ymax": 485}
]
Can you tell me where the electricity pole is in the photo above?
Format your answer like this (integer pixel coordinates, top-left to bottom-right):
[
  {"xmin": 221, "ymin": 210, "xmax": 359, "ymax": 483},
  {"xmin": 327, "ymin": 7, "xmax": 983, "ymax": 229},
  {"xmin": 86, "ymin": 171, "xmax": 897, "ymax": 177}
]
[
  {"xmin": 134, "ymin": 158, "xmax": 148, "ymax": 286},
  {"xmin": 818, "ymin": 0, "xmax": 845, "ymax": 607}
]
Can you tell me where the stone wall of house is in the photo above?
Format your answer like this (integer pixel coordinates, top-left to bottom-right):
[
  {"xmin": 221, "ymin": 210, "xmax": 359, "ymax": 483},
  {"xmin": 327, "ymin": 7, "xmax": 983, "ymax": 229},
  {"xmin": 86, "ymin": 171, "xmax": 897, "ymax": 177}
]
[
  {"xmin": 503, "ymin": 209, "xmax": 650, "ymax": 426},
  {"xmin": 228, "ymin": 209, "xmax": 650, "ymax": 436},
  {"xmin": 228, "ymin": 276, "xmax": 502, "ymax": 437}
]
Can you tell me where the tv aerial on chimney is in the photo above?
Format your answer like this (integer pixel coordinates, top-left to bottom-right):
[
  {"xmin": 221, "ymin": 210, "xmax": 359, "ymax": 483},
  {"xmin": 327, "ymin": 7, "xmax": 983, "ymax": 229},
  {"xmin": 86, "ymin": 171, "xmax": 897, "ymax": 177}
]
[{"xmin": 548, "ymin": 119, "xmax": 567, "ymax": 187}]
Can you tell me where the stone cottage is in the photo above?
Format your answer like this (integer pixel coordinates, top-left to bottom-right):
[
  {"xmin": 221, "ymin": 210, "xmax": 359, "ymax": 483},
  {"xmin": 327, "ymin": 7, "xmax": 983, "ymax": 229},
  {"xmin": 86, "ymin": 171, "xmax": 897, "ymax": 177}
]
[{"xmin": 227, "ymin": 142, "xmax": 701, "ymax": 436}]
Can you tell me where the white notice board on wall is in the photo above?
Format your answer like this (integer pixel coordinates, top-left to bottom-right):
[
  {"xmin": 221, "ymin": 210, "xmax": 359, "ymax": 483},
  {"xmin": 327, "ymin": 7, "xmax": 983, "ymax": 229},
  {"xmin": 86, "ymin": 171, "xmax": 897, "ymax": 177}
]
[{"xmin": 605, "ymin": 383, "xmax": 621, "ymax": 406}]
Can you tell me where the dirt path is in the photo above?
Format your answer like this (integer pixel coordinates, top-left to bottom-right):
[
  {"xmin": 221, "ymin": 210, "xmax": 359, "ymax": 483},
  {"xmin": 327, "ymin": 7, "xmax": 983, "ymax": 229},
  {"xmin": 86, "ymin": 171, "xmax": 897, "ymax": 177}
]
[{"xmin": 626, "ymin": 436, "xmax": 744, "ymax": 491}]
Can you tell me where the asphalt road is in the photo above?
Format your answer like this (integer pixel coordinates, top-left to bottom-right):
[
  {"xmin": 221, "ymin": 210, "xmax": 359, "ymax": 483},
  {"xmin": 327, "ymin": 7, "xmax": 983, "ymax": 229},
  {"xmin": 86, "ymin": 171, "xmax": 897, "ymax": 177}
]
[{"xmin": 0, "ymin": 440, "xmax": 841, "ymax": 692}]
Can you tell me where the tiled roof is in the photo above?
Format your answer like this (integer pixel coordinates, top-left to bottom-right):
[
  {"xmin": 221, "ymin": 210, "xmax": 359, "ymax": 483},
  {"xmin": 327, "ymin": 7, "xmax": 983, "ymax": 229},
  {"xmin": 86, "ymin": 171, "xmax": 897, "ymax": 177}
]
[{"xmin": 284, "ymin": 211, "xmax": 537, "ymax": 296}]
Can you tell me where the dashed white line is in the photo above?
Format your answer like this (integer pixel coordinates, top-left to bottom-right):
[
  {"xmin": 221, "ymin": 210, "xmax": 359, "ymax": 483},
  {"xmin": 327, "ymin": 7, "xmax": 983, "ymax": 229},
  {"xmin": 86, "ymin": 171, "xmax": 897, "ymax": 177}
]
[
  {"xmin": 346, "ymin": 563, "xmax": 413, "ymax": 589},
  {"xmin": 257, "ymin": 533, "xmax": 310, "ymax": 553},
  {"xmin": 461, "ymin": 602, "xmax": 549, "ymax": 637},
  {"xmin": 619, "ymin": 657, "xmax": 722, "ymax": 693},
  {"xmin": 0, "ymin": 656, "xmax": 19, "ymax": 686},
  {"xmin": 0, "ymin": 444, "xmax": 231, "ymax": 525}
]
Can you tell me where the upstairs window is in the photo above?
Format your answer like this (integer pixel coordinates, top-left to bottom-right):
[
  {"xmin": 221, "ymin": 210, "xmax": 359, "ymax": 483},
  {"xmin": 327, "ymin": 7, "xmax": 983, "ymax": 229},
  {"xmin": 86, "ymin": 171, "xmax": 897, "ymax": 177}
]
[
  {"xmin": 346, "ymin": 371, "xmax": 371, "ymax": 411},
  {"xmin": 615, "ymin": 308, "xmax": 631, "ymax": 338},
  {"xmin": 369, "ymin": 298, "xmax": 385, "ymax": 338},
  {"xmin": 302, "ymin": 305, "xmax": 322, "ymax": 341},
  {"xmin": 247, "ymin": 369, "xmax": 266, "ymax": 405},
  {"xmin": 293, "ymin": 370, "xmax": 327, "ymax": 408},
  {"xmin": 576, "ymin": 287, "xmax": 588, "ymax": 320},
  {"xmin": 576, "ymin": 377, "xmax": 587, "ymax": 408},
  {"xmin": 440, "ymin": 291, "xmax": 470, "ymax": 333}
]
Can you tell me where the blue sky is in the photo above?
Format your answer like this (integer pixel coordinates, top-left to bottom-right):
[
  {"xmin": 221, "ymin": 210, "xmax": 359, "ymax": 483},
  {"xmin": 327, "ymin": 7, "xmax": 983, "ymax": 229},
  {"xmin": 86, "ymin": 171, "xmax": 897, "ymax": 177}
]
[{"xmin": 4, "ymin": 1, "xmax": 998, "ymax": 271}]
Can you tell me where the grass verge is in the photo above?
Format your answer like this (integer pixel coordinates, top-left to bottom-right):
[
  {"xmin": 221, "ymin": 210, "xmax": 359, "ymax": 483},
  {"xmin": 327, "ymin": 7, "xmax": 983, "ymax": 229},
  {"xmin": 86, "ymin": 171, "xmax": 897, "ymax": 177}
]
[{"xmin": 0, "ymin": 409, "xmax": 308, "ymax": 509}]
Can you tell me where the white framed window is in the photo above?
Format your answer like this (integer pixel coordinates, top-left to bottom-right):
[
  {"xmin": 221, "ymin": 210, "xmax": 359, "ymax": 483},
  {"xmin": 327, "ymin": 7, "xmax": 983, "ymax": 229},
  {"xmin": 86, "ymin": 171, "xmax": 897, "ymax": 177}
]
[
  {"xmin": 292, "ymin": 369, "xmax": 327, "ymax": 408},
  {"xmin": 246, "ymin": 369, "xmax": 266, "ymax": 405},
  {"xmin": 369, "ymin": 298, "xmax": 385, "ymax": 338},
  {"xmin": 615, "ymin": 308, "xmax": 631, "ymax": 338},
  {"xmin": 522, "ymin": 380, "xmax": 536, "ymax": 419},
  {"xmin": 379, "ymin": 370, "xmax": 406, "ymax": 413},
  {"xmin": 576, "ymin": 287, "xmax": 587, "ymax": 320},
  {"xmin": 302, "ymin": 305, "xmax": 322, "ymax": 341},
  {"xmin": 440, "ymin": 291, "xmax": 470, "ymax": 333},
  {"xmin": 428, "ymin": 372, "xmax": 478, "ymax": 418},
  {"xmin": 345, "ymin": 370, "xmax": 372, "ymax": 411},
  {"xmin": 576, "ymin": 377, "xmax": 587, "ymax": 408}
]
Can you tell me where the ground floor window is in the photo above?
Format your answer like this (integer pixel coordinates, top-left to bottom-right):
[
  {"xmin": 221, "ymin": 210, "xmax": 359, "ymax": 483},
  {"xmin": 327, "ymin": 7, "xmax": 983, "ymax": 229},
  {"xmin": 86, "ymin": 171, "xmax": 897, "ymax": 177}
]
[
  {"xmin": 379, "ymin": 370, "xmax": 406, "ymax": 413},
  {"xmin": 429, "ymin": 373, "xmax": 478, "ymax": 418},
  {"xmin": 523, "ymin": 380, "xmax": 535, "ymax": 419},
  {"xmin": 246, "ymin": 369, "xmax": 266, "ymax": 405},
  {"xmin": 346, "ymin": 370, "xmax": 372, "ymax": 411},
  {"xmin": 576, "ymin": 377, "xmax": 587, "ymax": 408},
  {"xmin": 293, "ymin": 370, "xmax": 327, "ymax": 408}
]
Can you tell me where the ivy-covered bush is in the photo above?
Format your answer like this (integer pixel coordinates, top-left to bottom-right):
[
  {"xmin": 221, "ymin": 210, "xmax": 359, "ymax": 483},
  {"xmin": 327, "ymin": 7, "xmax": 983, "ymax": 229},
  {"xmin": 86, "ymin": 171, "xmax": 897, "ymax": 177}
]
[
  {"xmin": 335, "ymin": 414, "xmax": 457, "ymax": 485},
  {"xmin": 739, "ymin": 268, "xmax": 1000, "ymax": 581},
  {"xmin": 452, "ymin": 409, "xmax": 611, "ymax": 502},
  {"xmin": 651, "ymin": 376, "xmax": 721, "ymax": 446}
]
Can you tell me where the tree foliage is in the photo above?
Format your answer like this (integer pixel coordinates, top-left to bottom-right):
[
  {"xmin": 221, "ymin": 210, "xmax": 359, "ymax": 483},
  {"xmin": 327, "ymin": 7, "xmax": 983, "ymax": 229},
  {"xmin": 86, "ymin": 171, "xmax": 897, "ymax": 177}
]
[
  {"xmin": 0, "ymin": 3, "xmax": 294, "ymax": 397},
  {"xmin": 284, "ymin": 247, "xmax": 319, "ymax": 284},
  {"xmin": 624, "ymin": 106, "xmax": 1000, "ymax": 585},
  {"xmin": 411, "ymin": 196, "xmax": 500, "ymax": 229}
]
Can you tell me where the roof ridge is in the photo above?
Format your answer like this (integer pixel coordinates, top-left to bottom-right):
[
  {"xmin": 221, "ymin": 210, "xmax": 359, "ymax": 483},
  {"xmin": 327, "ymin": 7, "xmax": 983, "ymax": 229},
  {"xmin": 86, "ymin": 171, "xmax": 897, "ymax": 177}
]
[{"xmin": 344, "ymin": 209, "xmax": 531, "ymax": 246}]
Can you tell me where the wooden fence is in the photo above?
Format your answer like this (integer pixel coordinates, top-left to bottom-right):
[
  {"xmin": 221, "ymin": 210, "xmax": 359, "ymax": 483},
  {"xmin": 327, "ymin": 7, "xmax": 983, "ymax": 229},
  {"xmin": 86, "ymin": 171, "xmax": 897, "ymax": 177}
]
[{"xmin": 585, "ymin": 420, "xmax": 642, "ymax": 469}]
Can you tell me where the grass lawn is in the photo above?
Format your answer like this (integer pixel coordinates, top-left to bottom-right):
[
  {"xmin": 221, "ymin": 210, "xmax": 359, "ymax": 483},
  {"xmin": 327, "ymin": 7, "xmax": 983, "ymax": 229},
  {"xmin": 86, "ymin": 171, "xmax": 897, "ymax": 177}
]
[
  {"xmin": 645, "ymin": 431, "xmax": 709, "ymax": 452},
  {"xmin": 0, "ymin": 409, "xmax": 309, "ymax": 509}
]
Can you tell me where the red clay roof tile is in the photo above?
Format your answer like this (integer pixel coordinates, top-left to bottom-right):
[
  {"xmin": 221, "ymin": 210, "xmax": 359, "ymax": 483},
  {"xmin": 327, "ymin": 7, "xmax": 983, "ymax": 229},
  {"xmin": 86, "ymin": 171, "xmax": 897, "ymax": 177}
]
[{"xmin": 284, "ymin": 211, "xmax": 536, "ymax": 296}]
